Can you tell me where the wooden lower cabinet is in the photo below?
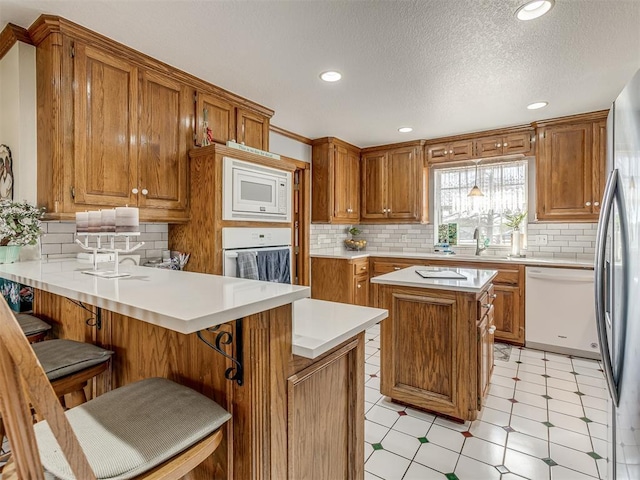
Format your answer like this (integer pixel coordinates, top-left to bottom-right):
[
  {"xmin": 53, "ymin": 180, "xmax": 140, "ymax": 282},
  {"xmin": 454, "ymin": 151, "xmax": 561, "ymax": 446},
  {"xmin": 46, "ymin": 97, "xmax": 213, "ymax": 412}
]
[
  {"xmin": 288, "ymin": 336, "xmax": 364, "ymax": 480},
  {"xmin": 311, "ymin": 257, "xmax": 369, "ymax": 305},
  {"xmin": 378, "ymin": 283, "xmax": 494, "ymax": 421}
]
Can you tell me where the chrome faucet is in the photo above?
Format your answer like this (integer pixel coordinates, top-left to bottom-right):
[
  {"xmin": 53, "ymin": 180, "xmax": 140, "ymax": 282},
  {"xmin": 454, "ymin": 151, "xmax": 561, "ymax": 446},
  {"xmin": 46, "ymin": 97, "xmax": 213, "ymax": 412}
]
[{"xmin": 473, "ymin": 228, "xmax": 486, "ymax": 256}]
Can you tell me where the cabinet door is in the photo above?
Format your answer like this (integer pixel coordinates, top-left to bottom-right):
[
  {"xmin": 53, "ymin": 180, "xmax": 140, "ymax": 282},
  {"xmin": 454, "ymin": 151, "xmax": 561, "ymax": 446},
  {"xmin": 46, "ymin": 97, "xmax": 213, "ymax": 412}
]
[
  {"xmin": 354, "ymin": 275, "xmax": 370, "ymax": 306},
  {"xmin": 73, "ymin": 43, "xmax": 138, "ymax": 207},
  {"xmin": 237, "ymin": 108, "xmax": 269, "ymax": 150},
  {"xmin": 138, "ymin": 70, "xmax": 189, "ymax": 211},
  {"xmin": 196, "ymin": 92, "xmax": 235, "ymax": 145},
  {"xmin": 426, "ymin": 143, "xmax": 449, "ymax": 163},
  {"xmin": 332, "ymin": 145, "xmax": 356, "ymax": 221},
  {"xmin": 361, "ymin": 152, "xmax": 387, "ymax": 220},
  {"xmin": 592, "ymin": 120, "xmax": 607, "ymax": 216},
  {"xmin": 347, "ymin": 150, "xmax": 361, "ymax": 220},
  {"xmin": 477, "ymin": 312, "xmax": 494, "ymax": 408},
  {"xmin": 503, "ymin": 132, "xmax": 532, "ymax": 156},
  {"xmin": 492, "ymin": 284, "xmax": 523, "ymax": 344},
  {"xmin": 474, "ymin": 136, "xmax": 503, "ymax": 158},
  {"xmin": 387, "ymin": 147, "xmax": 419, "ymax": 220},
  {"xmin": 537, "ymin": 123, "xmax": 595, "ymax": 221},
  {"xmin": 449, "ymin": 140, "xmax": 474, "ymax": 161}
]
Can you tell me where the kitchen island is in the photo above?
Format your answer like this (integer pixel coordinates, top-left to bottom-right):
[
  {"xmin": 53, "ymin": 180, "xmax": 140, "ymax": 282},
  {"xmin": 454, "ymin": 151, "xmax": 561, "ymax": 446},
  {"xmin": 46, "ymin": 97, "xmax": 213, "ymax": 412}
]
[
  {"xmin": 0, "ymin": 259, "xmax": 387, "ymax": 480},
  {"xmin": 372, "ymin": 265, "xmax": 497, "ymax": 421}
]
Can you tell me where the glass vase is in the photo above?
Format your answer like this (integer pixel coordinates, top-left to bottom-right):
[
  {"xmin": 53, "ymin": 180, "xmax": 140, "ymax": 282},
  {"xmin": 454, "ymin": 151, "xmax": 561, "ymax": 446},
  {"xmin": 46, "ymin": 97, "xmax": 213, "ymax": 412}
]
[{"xmin": 511, "ymin": 229, "xmax": 521, "ymax": 257}]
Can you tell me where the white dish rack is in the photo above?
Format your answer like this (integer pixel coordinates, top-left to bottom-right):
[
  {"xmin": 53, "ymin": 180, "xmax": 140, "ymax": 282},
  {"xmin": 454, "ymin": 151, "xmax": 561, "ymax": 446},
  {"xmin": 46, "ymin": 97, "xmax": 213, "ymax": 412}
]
[{"xmin": 75, "ymin": 232, "xmax": 144, "ymax": 278}]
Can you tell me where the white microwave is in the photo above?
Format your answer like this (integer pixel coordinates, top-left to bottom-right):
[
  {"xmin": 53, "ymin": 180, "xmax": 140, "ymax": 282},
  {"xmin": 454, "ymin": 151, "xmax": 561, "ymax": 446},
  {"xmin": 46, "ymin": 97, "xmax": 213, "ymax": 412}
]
[{"xmin": 223, "ymin": 157, "xmax": 292, "ymax": 223}]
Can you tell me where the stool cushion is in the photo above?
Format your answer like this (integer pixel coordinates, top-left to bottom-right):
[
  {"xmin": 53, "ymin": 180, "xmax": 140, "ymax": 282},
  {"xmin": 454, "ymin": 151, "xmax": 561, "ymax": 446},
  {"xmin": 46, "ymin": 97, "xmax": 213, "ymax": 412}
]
[
  {"xmin": 16, "ymin": 313, "xmax": 51, "ymax": 336},
  {"xmin": 32, "ymin": 339, "xmax": 113, "ymax": 381},
  {"xmin": 34, "ymin": 377, "xmax": 231, "ymax": 480}
]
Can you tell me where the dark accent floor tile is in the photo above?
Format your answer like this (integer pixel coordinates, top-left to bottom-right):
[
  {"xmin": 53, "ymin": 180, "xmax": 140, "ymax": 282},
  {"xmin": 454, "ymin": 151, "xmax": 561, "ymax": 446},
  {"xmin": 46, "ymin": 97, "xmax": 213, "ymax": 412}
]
[
  {"xmin": 503, "ymin": 426, "xmax": 516, "ymax": 433},
  {"xmin": 445, "ymin": 473, "xmax": 459, "ymax": 480},
  {"xmin": 587, "ymin": 451, "xmax": 603, "ymax": 460},
  {"xmin": 570, "ymin": 371, "xmax": 580, "ymax": 375},
  {"xmin": 372, "ymin": 443, "xmax": 383, "ymax": 450},
  {"xmin": 542, "ymin": 394, "xmax": 552, "ymax": 400},
  {"xmin": 398, "ymin": 411, "xmax": 407, "ymax": 416},
  {"xmin": 580, "ymin": 417, "xmax": 593, "ymax": 423},
  {"xmin": 512, "ymin": 377, "xmax": 521, "ymax": 381},
  {"xmin": 542, "ymin": 457, "xmax": 558, "ymax": 466},
  {"xmin": 418, "ymin": 437, "xmax": 429, "ymax": 444},
  {"xmin": 542, "ymin": 374, "xmax": 551, "ymax": 378},
  {"xmin": 496, "ymin": 465, "xmax": 510, "ymax": 474},
  {"xmin": 542, "ymin": 421, "xmax": 555, "ymax": 428},
  {"xmin": 574, "ymin": 391, "xmax": 585, "ymax": 396},
  {"xmin": 508, "ymin": 398, "xmax": 519, "ymax": 403},
  {"xmin": 461, "ymin": 431, "xmax": 473, "ymax": 438}
]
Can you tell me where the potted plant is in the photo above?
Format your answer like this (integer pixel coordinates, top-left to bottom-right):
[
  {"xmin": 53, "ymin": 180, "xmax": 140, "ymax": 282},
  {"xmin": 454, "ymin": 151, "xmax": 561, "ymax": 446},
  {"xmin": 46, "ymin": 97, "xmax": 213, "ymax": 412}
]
[
  {"xmin": 504, "ymin": 210, "xmax": 527, "ymax": 257},
  {"xmin": 0, "ymin": 200, "xmax": 45, "ymax": 263},
  {"xmin": 344, "ymin": 226, "xmax": 367, "ymax": 251}
]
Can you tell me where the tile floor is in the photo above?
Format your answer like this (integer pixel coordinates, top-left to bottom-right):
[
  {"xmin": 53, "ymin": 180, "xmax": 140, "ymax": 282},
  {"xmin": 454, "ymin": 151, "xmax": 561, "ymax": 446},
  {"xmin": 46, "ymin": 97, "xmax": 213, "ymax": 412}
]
[{"xmin": 363, "ymin": 323, "xmax": 609, "ymax": 480}]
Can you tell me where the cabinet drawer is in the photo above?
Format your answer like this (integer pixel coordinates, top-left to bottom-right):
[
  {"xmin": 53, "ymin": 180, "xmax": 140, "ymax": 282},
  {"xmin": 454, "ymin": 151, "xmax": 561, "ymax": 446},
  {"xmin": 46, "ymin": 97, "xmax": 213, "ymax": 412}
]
[
  {"xmin": 371, "ymin": 260, "xmax": 417, "ymax": 276},
  {"xmin": 493, "ymin": 269, "xmax": 520, "ymax": 285},
  {"xmin": 352, "ymin": 258, "xmax": 369, "ymax": 276}
]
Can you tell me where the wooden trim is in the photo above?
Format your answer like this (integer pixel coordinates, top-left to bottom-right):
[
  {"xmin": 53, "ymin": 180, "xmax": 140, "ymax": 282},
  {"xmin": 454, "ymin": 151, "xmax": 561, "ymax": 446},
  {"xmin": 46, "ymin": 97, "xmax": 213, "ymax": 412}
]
[
  {"xmin": 270, "ymin": 125, "xmax": 313, "ymax": 145},
  {"xmin": 360, "ymin": 139, "xmax": 426, "ymax": 154},
  {"xmin": 532, "ymin": 110, "xmax": 609, "ymax": 128},
  {"xmin": 189, "ymin": 144, "xmax": 297, "ymax": 171},
  {"xmin": 311, "ymin": 136, "xmax": 361, "ymax": 152},
  {"xmin": 28, "ymin": 14, "xmax": 274, "ymax": 118},
  {"xmin": 0, "ymin": 24, "xmax": 33, "ymax": 60},
  {"xmin": 423, "ymin": 125, "xmax": 534, "ymax": 146}
]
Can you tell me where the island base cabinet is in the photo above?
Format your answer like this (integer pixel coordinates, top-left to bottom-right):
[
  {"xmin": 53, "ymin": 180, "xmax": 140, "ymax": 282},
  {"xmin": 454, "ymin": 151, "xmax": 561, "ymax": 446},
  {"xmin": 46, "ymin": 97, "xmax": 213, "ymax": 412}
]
[
  {"xmin": 379, "ymin": 287, "xmax": 479, "ymax": 421},
  {"xmin": 288, "ymin": 335, "xmax": 364, "ymax": 480}
]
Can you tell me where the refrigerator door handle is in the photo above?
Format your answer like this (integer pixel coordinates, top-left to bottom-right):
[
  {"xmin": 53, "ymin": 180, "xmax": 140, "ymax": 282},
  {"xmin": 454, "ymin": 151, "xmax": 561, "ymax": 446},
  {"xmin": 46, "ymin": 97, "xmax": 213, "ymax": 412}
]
[{"xmin": 594, "ymin": 169, "xmax": 619, "ymax": 406}]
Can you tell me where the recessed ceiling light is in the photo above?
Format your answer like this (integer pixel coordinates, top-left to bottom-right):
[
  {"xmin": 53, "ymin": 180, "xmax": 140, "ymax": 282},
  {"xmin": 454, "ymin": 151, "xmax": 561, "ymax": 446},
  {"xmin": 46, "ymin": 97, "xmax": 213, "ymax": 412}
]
[
  {"xmin": 527, "ymin": 101, "xmax": 549, "ymax": 110},
  {"xmin": 398, "ymin": 127, "xmax": 413, "ymax": 133},
  {"xmin": 320, "ymin": 71, "xmax": 342, "ymax": 82},
  {"xmin": 515, "ymin": 0, "xmax": 555, "ymax": 21}
]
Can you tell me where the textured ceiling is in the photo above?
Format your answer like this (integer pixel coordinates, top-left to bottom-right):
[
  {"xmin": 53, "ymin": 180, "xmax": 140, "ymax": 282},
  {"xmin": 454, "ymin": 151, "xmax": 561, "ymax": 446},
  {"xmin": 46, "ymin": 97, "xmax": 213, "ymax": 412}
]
[{"xmin": 1, "ymin": 0, "xmax": 639, "ymax": 147}]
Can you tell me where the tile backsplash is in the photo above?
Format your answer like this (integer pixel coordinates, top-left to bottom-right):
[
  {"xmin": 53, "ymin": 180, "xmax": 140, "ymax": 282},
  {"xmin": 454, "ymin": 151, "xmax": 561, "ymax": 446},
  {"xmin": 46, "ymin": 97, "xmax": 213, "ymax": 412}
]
[
  {"xmin": 310, "ymin": 222, "xmax": 597, "ymax": 262},
  {"xmin": 34, "ymin": 221, "xmax": 169, "ymax": 262}
]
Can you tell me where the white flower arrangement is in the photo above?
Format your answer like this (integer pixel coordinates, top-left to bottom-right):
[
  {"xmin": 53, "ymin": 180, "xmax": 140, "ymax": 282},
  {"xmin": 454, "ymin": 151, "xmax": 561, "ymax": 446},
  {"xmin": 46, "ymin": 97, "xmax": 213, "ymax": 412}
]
[{"xmin": 0, "ymin": 200, "xmax": 45, "ymax": 246}]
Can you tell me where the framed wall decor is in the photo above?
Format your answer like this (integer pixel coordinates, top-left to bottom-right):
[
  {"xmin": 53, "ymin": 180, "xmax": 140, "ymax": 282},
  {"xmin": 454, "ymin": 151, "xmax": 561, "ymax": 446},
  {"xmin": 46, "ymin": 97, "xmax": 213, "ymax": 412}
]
[{"xmin": 0, "ymin": 144, "xmax": 14, "ymax": 200}]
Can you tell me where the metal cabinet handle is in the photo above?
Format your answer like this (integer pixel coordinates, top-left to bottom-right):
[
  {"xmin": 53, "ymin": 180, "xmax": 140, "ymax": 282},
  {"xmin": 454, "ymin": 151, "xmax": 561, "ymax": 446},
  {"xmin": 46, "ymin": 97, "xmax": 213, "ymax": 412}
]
[
  {"xmin": 132, "ymin": 188, "xmax": 139, "ymax": 194},
  {"xmin": 586, "ymin": 201, "xmax": 592, "ymax": 206},
  {"xmin": 393, "ymin": 267, "xmax": 401, "ymax": 270},
  {"xmin": 141, "ymin": 189, "xmax": 148, "ymax": 196},
  {"xmin": 488, "ymin": 326, "xmax": 496, "ymax": 334}
]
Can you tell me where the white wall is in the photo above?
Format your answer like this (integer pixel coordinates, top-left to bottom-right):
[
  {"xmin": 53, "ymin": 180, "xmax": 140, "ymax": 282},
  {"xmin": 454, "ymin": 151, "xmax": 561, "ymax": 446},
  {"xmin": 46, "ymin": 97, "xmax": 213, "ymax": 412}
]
[
  {"xmin": 269, "ymin": 131, "xmax": 311, "ymax": 163},
  {"xmin": 0, "ymin": 41, "xmax": 37, "ymax": 204}
]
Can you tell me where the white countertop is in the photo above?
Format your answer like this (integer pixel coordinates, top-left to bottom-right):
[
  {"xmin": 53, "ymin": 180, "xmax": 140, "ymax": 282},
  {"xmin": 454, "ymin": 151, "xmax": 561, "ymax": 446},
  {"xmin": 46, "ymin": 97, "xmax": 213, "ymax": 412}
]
[
  {"xmin": 0, "ymin": 260, "xmax": 310, "ymax": 334},
  {"xmin": 292, "ymin": 298, "xmax": 388, "ymax": 359},
  {"xmin": 311, "ymin": 251, "xmax": 593, "ymax": 268},
  {"xmin": 370, "ymin": 265, "xmax": 498, "ymax": 293}
]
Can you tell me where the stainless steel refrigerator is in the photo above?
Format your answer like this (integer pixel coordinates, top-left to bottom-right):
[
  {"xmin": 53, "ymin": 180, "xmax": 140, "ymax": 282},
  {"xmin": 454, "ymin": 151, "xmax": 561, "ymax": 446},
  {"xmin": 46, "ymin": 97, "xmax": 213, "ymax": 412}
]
[{"xmin": 595, "ymin": 67, "xmax": 640, "ymax": 480}]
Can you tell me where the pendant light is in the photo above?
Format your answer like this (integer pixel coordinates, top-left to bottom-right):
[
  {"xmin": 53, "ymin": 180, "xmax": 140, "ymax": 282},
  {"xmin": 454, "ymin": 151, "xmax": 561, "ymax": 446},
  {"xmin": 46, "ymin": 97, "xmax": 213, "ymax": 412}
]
[{"xmin": 468, "ymin": 160, "xmax": 484, "ymax": 197}]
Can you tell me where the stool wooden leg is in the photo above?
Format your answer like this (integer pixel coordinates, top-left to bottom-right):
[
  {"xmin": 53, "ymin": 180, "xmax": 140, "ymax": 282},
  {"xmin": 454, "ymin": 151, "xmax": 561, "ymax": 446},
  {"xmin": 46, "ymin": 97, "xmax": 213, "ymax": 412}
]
[{"xmin": 64, "ymin": 388, "xmax": 88, "ymax": 409}]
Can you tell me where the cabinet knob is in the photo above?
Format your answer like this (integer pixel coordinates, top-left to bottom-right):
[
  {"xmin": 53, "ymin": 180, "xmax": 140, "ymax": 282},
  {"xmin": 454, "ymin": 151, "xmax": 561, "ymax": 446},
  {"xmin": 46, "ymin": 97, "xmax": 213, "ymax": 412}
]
[
  {"xmin": 586, "ymin": 201, "xmax": 592, "ymax": 206},
  {"xmin": 503, "ymin": 142, "xmax": 508, "ymax": 147},
  {"xmin": 488, "ymin": 326, "xmax": 497, "ymax": 334},
  {"xmin": 357, "ymin": 285, "xmax": 361, "ymax": 289},
  {"xmin": 449, "ymin": 150, "xmax": 453, "ymax": 154},
  {"xmin": 132, "ymin": 188, "xmax": 139, "ymax": 194},
  {"xmin": 491, "ymin": 294, "xmax": 497, "ymax": 299},
  {"xmin": 388, "ymin": 208, "xmax": 391, "ymax": 214},
  {"xmin": 482, "ymin": 303, "xmax": 492, "ymax": 308},
  {"xmin": 141, "ymin": 189, "xmax": 149, "ymax": 196},
  {"xmin": 361, "ymin": 266, "xmax": 367, "ymax": 270},
  {"xmin": 393, "ymin": 267, "xmax": 401, "ymax": 271},
  {"xmin": 497, "ymin": 143, "xmax": 502, "ymax": 148},
  {"xmin": 594, "ymin": 201, "xmax": 600, "ymax": 207}
]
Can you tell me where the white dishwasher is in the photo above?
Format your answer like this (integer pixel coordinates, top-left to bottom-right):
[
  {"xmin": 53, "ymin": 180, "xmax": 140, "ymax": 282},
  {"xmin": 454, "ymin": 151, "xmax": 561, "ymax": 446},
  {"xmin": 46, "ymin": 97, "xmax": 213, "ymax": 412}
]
[{"xmin": 525, "ymin": 266, "xmax": 600, "ymax": 359}]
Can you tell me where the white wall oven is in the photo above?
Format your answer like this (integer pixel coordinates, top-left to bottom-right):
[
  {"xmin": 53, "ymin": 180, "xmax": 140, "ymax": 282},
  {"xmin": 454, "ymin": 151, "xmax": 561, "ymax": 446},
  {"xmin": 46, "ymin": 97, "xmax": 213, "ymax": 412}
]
[{"xmin": 223, "ymin": 157, "xmax": 291, "ymax": 223}]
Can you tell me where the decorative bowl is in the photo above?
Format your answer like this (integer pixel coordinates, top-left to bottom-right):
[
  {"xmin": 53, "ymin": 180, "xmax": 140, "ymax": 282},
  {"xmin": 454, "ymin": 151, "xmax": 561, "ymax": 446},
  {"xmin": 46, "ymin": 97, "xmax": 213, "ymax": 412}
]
[{"xmin": 344, "ymin": 238, "xmax": 367, "ymax": 251}]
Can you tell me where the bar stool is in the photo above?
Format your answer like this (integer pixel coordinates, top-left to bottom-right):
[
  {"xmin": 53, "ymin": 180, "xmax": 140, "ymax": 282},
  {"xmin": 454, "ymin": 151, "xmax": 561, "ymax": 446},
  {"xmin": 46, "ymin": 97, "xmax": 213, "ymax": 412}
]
[
  {"xmin": 15, "ymin": 313, "xmax": 52, "ymax": 343},
  {"xmin": 0, "ymin": 299, "xmax": 231, "ymax": 479}
]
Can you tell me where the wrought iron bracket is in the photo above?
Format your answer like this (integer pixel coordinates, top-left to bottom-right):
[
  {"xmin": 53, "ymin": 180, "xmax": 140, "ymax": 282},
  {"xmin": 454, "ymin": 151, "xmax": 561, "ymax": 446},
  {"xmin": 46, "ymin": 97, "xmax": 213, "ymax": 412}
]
[
  {"xmin": 197, "ymin": 318, "xmax": 243, "ymax": 386},
  {"xmin": 69, "ymin": 300, "xmax": 102, "ymax": 330}
]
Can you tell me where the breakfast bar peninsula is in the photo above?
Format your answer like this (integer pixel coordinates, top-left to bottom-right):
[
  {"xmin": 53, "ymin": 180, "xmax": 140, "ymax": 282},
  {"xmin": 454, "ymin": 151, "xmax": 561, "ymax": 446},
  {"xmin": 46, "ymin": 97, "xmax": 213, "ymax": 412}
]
[
  {"xmin": 371, "ymin": 265, "xmax": 498, "ymax": 421},
  {"xmin": 0, "ymin": 259, "xmax": 387, "ymax": 480}
]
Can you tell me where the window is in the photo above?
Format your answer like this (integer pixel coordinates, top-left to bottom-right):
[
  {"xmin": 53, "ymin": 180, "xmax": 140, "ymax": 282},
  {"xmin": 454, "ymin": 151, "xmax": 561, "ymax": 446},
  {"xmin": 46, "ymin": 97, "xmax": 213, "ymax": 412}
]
[{"xmin": 434, "ymin": 160, "xmax": 528, "ymax": 246}]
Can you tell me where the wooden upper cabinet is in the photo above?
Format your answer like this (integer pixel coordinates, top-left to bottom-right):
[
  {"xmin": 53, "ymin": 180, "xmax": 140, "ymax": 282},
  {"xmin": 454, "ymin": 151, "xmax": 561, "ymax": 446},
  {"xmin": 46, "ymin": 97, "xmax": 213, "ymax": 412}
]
[
  {"xmin": 138, "ymin": 70, "xmax": 189, "ymax": 211},
  {"xmin": 237, "ymin": 108, "xmax": 269, "ymax": 150},
  {"xmin": 474, "ymin": 131, "xmax": 532, "ymax": 158},
  {"xmin": 536, "ymin": 114, "xmax": 606, "ymax": 222},
  {"xmin": 73, "ymin": 43, "xmax": 138, "ymax": 207},
  {"xmin": 426, "ymin": 140, "xmax": 473, "ymax": 163},
  {"xmin": 195, "ymin": 92, "xmax": 235, "ymax": 145},
  {"xmin": 360, "ymin": 152, "xmax": 387, "ymax": 220},
  {"xmin": 361, "ymin": 144, "xmax": 426, "ymax": 223},
  {"xmin": 311, "ymin": 138, "xmax": 360, "ymax": 224}
]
